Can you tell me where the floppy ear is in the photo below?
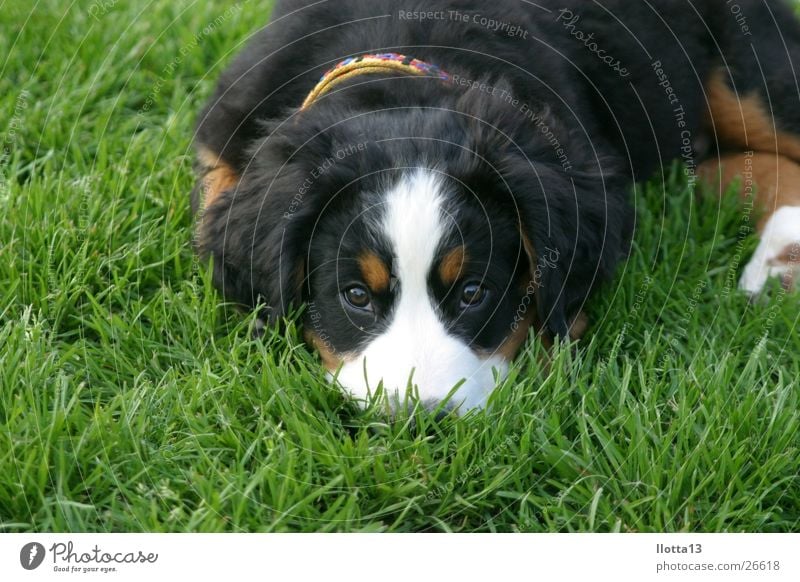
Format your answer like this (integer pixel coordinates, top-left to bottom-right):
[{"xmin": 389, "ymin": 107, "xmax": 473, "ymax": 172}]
[
  {"xmin": 195, "ymin": 141, "xmax": 310, "ymax": 325},
  {"xmin": 457, "ymin": 84, "xmax": 634, "ymax": 340},
  {"xmin": 516, "ymin": 165, "xmax": 634, "ymax": 340}
]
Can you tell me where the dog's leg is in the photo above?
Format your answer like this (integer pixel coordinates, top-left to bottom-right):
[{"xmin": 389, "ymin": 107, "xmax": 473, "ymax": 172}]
[
  {"xmin": 698, "ymin": 69, "xmax": 800, "ymax": 295},
  {"xmin": 190, "ymin": 145, "xmax": 241, "ymax": 263},
  {"xmin": 697, "ymin": 0, "xmax": 800, "ymax": 295},
  {"xmin": 191, "ymin": 146, "xmax": 240, "ymax": 215},
  {"xmin": 698, "ymin": 152, "xmax": 800, "ymax": 294}
]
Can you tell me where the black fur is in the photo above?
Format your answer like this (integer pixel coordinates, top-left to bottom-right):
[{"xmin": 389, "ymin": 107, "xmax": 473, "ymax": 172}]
[{"xmin": 195, "ymin": 0, "xmax": 800, "ymax": 342}]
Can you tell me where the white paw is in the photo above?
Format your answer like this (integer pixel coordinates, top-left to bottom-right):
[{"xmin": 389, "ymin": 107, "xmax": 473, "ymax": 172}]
[{"xmin": 739, "ymin": 206, "xmax": 800, "ymax": 295}]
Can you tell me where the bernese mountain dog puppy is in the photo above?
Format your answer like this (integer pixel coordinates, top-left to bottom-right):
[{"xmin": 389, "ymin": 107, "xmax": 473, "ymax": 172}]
[{"xmin": 193, "ymin": 0, "xmax": 800, "ymax": 413}]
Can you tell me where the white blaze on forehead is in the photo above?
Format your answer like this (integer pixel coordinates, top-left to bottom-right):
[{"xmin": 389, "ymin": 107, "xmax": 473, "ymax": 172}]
[
  {"xmin": 383, "ymin": 169, "xmax": 446, "ymax": 292},
  {"xmin": 334, "ymin": 169, "xmax": 507, "ymax": 412}
]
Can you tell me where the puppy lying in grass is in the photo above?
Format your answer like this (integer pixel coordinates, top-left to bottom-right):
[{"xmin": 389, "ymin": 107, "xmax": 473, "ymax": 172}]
[{"xmin": 193, "ymin": 0, "xmax": 800, "ymax": 413}]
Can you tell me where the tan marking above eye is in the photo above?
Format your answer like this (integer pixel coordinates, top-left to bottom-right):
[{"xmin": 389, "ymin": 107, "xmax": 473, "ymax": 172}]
[
  {"xmin": 705, "ymin": 70, "xmax": 800, "ymax": 162},
  {"xmin": 357, "ymin": 251, "xmax": 390, "ymax": 293},
  {"xmin": 439, "ymin": 246, "xmax": 467, "ymax": 285}
]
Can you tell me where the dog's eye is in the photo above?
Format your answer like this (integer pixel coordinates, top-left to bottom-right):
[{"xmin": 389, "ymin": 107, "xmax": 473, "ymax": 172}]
[
  {"xmin": 343, "ymin": 285, "xmax": 372, "ymax": 310},
  {"xmin": 460, "ymin": 282, "xmax": 488, "ymax": 309}
]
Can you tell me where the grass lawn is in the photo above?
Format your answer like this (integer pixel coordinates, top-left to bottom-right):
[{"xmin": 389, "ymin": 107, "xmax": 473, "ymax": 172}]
[{"xmin": 1, "ymin": 0, "xmax": 799, "ymax": 533}]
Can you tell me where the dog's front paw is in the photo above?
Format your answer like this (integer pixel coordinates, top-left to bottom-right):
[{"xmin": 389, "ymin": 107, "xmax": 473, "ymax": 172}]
[{"xmin": 739, "ymin": 207, "xmax": 800, "ymax": 296}]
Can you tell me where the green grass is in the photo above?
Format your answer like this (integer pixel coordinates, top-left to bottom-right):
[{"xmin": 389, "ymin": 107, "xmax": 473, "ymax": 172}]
[{"xmin": 1, "ymin": 0, "xmax": 799, "ymax": 533}]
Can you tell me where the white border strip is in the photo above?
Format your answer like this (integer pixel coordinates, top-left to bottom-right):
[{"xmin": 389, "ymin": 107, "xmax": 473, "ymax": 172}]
[{"xmin": 0, "ymin": 533, "xmax": 798, "ymax": 581}]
